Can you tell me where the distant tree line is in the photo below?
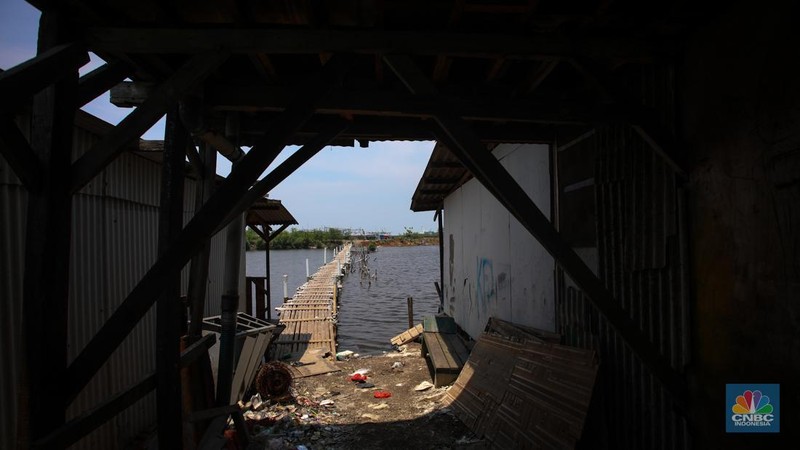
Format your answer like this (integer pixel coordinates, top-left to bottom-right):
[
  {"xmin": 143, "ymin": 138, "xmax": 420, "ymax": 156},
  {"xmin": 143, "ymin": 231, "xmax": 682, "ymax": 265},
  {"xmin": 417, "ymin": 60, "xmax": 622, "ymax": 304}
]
[{"xmin": 246, "ymin": 227, "xmax": 350, "ymax": 250}]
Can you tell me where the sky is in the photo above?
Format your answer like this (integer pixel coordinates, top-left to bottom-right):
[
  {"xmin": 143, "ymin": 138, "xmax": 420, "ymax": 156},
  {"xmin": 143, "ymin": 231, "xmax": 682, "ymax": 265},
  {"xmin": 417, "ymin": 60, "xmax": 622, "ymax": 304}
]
[{"xmin": 0, "ymin": 1, "xmax": 439, "ymax": 235}]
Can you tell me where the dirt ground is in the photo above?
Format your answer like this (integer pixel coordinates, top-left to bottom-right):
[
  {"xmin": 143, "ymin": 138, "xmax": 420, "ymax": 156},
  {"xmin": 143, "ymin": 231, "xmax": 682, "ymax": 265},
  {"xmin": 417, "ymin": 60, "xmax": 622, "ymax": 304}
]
[{"xmin": 239, "ymin": 343, "xmax": 487, "ymax": 450}]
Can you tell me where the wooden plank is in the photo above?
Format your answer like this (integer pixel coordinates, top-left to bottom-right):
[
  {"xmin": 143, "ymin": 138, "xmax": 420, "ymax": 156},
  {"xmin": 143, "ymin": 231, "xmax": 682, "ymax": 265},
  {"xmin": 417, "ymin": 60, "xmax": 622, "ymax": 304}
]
[
  {"xmin": 155, "ymin": 108, "xmax": 186, "ymax": 448},
  {"xmin": 384, "ymin": 53, "xmax": 685, "ymax": 401},
  {"xmin": 64, "ymin": 58, "xmax": 344, "ymax": 404},
  {"xmin": 19, "ymin": 12, "xmax": 78, "ymax": 443},
  {"xmin": 69, "ymin": 50, "xmax": 230, "ymax": 194},
  {"xmin": 390, "ymin": 323, "xmax": 423, "ymax": 346},
  {"xmin": 0, "ymin": 42, "xmax": 88, "ymax": 113},
  {"xmin": 84, "ymin": 28, "xmax": 664, "ymax": 61}
]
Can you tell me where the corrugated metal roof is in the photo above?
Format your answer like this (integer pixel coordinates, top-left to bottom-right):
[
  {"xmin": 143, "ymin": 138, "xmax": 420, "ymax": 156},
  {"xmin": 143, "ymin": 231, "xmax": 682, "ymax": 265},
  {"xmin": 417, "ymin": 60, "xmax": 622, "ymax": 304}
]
[
  {"xmin": 246, "ymin": 197, "xmax": 297, "ymax": 228},
  {"xmin": 410, "ymin": 142, "xmax": 469, "ymax": 212}
]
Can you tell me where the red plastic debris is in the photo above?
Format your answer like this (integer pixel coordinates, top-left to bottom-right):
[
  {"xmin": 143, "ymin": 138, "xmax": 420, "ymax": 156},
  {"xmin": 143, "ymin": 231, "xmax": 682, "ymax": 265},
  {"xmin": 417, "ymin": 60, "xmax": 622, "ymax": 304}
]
[
  {"xmin": 373, "ymin": 391, "xmax": 392, "ymax": 399},
  {"xmin": 350, "ymin": 373, "xmax": 368, "ymax": 382}
]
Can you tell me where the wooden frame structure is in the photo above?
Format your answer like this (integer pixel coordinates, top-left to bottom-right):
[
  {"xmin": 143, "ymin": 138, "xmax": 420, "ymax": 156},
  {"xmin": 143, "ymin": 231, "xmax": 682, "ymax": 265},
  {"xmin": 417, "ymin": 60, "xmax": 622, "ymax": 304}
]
[{"xmin": 1, "ymin": 0, "xmax": 754, "ymax": 448}]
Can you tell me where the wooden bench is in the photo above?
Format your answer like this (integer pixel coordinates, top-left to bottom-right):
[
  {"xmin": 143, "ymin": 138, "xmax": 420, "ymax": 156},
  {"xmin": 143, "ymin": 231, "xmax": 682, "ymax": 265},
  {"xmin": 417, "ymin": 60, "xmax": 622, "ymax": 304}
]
[{"xmin": 422, "ymin": 331, "xmax": 470, "ymax": 387}]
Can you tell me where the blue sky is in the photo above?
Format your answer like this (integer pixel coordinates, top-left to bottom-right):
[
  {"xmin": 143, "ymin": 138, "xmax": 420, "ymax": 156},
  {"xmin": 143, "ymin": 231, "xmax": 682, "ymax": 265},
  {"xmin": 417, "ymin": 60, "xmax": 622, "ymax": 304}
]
[{"xmin": 0, "ymin": 2, "xmax": 438, "ymax": 234}]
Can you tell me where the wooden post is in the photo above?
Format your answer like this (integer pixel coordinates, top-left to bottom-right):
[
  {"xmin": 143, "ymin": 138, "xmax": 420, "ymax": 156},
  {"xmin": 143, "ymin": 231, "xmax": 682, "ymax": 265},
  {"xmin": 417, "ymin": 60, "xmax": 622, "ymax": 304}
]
[
  {"xmin": 19, "ymin": 9, "xmax": 78, "ymax": 444},
  {"xmin": 283, "ymin": 274, "xmax": 289, "ymax": 300},
  {"xmin": 156, "ymin": 107, "xmax": 186, "ymax": 448},
  {"xmin": 407, "ymin": 297, "xmax": 414, "ymax": 329},
  {"xmin": 306, "ymin": 258, "xmax": 310, "ymax": 280},
  {"xmin": 264, "ymin": 225, "xmax": 271, "ymax": 320},
  {"xmin": 437, "ymin": 208, "xmax": 444, "ymax": 311},
  {"xmin": 187, "ymin": 141, "xmax": 217, "ymax": 342}
]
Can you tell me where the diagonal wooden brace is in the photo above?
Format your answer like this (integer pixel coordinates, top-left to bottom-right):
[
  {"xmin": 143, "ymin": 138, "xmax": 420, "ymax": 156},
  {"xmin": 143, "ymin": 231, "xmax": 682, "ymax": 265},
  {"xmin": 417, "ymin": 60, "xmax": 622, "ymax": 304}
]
[{"xmin": 384, "ymin": 54, "xmax": 686, "ymax": 400}]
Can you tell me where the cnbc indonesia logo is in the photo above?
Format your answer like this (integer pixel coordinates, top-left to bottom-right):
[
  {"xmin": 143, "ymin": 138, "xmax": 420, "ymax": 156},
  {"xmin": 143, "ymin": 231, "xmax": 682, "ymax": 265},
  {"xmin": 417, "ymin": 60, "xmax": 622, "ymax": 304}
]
[{"xmin": 726, "ymin": 384, "xmax": 780, "ymax": 433}]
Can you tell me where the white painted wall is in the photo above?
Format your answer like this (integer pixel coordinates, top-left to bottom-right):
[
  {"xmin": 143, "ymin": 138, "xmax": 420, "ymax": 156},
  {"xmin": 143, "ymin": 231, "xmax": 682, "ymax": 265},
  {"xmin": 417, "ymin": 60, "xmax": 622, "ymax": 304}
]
[{"xmin": 442, "ymin": 143, "xmax": 554, "ymax": 339}]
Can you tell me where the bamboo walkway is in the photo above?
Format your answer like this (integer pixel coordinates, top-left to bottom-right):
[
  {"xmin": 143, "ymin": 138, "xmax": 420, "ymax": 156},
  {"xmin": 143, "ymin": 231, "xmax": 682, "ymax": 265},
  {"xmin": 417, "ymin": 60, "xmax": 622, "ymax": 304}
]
[{"xmin": 273, "ymin": 244, "xmax": 351, "ymax": 360}]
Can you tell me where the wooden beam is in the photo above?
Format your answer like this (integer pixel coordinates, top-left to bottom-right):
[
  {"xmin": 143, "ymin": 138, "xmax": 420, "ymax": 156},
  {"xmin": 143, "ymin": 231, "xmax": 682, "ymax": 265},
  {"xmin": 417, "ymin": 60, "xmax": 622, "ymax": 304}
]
[
  {"xmin": 0, "ymin": 116, "xmax": 42, "ymax": 192},
  {"xmin": 203, "ymin": 84, "xmax": 628, "ymax": 125},
  {"xmin": 18, "ymin": 11, "xmax": 78, "ymax": 444},
  {"xmin": 64, "ymin": 57, "xmax": 345, "ymax": 404},
  {"xmin": 215, "ymin": 120, "xmax": 349, "ymax": 234},
  {"xmin": 69, "ymin": 51, "xmax": 229, "ymax": 194},
  {"xmin": 84, "ymin": 28, "xmax": 667, "ymax": 61},
  {"xmin": 155, "ymin": 108, "xmax": 186, "ymax": 449},
  {"xmin": 384, "ymin": 54, "xmax": 686, "ymax": 401},
  {"xmin": 248, "ymin": 224, "xmax": 269, "ymax": 242},
  {"xmin": 0, "ymin": 42, "xmax": 88, "ymax": 114},
  {"xmin": 76, "ymin": 60, "xmax": 130, "ymax": 107},
  {"xmin": 31, "ymin": 334, "xmax": 216, "ymax": 450},
  {"xmin": 268, "ymin": 223, "xmax": 291, "ymax": 241},
  {"xmin": 187, "ymin": 142, "xmax": 216, "ymax": 342}
]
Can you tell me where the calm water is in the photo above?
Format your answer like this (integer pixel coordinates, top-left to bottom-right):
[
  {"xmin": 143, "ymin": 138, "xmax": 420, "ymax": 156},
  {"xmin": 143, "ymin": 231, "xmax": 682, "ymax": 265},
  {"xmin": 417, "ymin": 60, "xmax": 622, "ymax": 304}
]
[{"xmin": 245, "ymin": 246, "xmax": 441, "ymax": 354}]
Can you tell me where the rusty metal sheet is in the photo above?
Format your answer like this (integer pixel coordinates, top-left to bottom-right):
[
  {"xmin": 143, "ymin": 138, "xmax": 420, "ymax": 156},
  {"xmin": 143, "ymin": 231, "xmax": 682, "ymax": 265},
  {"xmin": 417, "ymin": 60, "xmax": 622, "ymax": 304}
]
[{"xmin": 444, "ymin": 332, "xmax": 598, "ymax": 449}]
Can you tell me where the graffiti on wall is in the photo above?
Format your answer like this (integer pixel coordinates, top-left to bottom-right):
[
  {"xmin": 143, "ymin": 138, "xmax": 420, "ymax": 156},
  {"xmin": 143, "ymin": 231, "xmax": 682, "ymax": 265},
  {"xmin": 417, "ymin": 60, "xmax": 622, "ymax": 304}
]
[{"xmin": 477, "ymin": 257, "xmax": 496, "ymax": 309}]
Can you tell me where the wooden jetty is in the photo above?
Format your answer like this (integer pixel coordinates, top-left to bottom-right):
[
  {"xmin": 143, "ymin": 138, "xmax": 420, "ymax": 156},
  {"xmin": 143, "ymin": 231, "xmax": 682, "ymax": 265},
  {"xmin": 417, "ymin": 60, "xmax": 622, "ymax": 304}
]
[{"xmin": 273, "ymin": 244, "xmax": 351, "ymax": 361}]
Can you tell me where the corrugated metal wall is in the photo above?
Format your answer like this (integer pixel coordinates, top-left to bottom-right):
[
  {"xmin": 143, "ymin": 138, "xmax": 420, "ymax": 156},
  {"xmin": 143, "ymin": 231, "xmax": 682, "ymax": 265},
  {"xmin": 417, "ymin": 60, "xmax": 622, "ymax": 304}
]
[
  {"xmin": 0, "ymin": 114, "xmax": 230, "ymax": 449},
  {"xmin": 555, "ymin": 63, "xmax": 691, "ymax": 449}
]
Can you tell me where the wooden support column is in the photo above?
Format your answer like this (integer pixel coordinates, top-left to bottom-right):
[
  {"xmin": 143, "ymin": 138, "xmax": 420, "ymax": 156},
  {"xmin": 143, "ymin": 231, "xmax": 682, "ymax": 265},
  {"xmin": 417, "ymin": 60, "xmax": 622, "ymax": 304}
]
[
  {"xmin": 384, "ymin": 54, "xmax": 685, "ymax": 401},
  {"xmin": 263, "ymin": 225, "xmax": 271, "ymax": 320},
  {"xmin": 18, "ymin": 9, "xmax": 78, "ymax": 445},
  {"xmin": 187, "ymin": 141, "xmax": 217, "ymax": 342},
  {"xmin": 155, "ymin": 108, "xmax": 187, "ymax": 448},
  {"xmin": 65, "ymin": 57, "xmax": 347, "ymax": 403},
  {"xmin": 437, "ymin": 208, "xmax": 444, "ymax": 311}
]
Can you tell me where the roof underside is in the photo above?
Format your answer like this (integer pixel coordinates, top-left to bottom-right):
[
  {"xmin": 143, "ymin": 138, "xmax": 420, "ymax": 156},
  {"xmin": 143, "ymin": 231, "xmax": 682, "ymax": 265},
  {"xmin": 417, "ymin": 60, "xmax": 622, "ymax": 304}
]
[
  {"xmin": 30, "ymin": 0, "xmax": 715, "ymax": 211},
  {"xmin": 33, "ymin": 0, "xmax": 710, "ymax": 146}
]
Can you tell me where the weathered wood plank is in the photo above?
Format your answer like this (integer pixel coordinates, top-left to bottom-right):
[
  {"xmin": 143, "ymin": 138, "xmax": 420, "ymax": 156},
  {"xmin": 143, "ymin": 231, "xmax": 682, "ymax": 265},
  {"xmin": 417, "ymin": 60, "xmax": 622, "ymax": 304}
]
[{"xmin": 155, "ymin": 108, "xmax": 186, "ymax": 448}]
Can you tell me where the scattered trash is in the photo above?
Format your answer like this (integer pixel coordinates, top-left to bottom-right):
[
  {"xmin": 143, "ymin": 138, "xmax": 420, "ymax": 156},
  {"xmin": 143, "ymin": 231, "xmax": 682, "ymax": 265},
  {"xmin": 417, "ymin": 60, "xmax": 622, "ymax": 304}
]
[
  {"xmin": 320, "ymin": 399, "xmax": 335, "ymax": 407},
  {"xmin": 297, "ymin": 445, "xmax": 309, "ymax": 450},
  {"xmin": 356, "ymin": 382, "xmax": 375, "ymax": 389},
  {"xmin": 350, "ymin": 368, "xmax": 370, "ymax": 376},
  {"xmin": 361, "ymin": 413, "xmax": 380, "ymax": 421},
  {"xmin": 353, "ymin": 353, "xmax": 361, "ymax": 358},
  {"xmin": 336, "ymin": 350, "xmax": 355, "ymax": 360},
  {"xmin": 396, "ymin": 383, "xmax": 403, "ymax": 387},
  {"xmin": 301, "ymin": 414, "xmax": 309, "ymax": 420},
  {"xmin": 249, "ymin": 393, "xmax": 264, "ymax": 410},
  {"xmin": 369, "ymin": 403, "xmax": 389, "ymax": 410},
  {"xmin": 391, "ymin": 361, "xmax": 404, "ymax": 369},
  {"xmin": 373, "ymin": 391, "xmax": 392, "ymax": 399},
  {"xmin": 350, "ymin": 373, "xmax": 368, "ymax": 382},
  {"xmin": 414, "ymin": 381, "xmax": 434, "ymax": 392}
]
